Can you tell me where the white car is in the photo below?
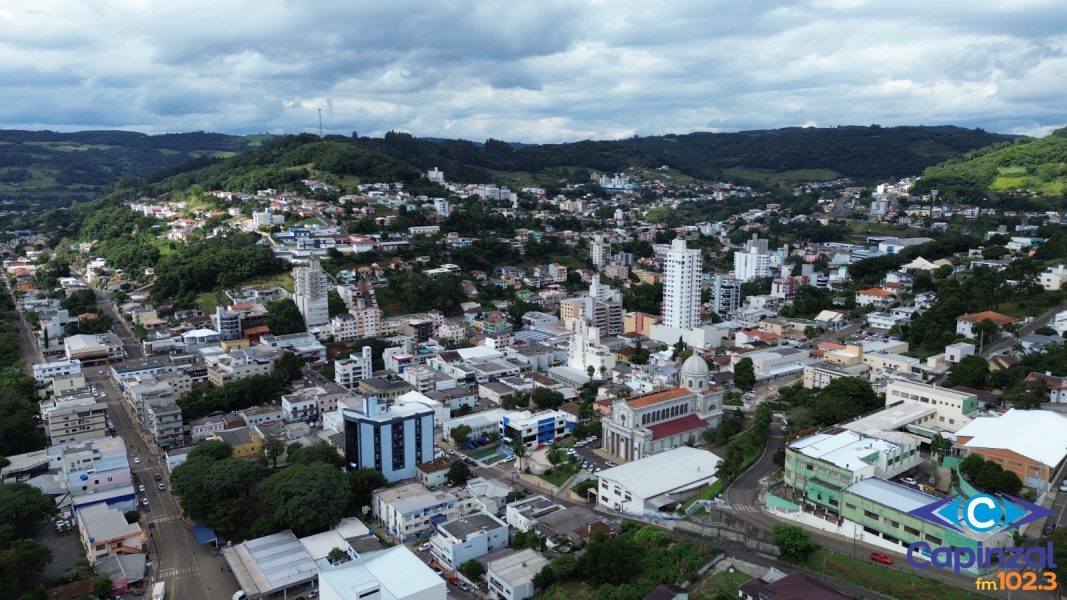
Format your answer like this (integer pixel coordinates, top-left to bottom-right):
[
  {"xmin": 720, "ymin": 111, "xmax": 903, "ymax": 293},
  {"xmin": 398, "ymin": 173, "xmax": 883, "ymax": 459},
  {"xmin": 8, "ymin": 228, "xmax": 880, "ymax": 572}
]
[
  {"xmin": 901, "ymin": 477, "xmax": 918, "ymax": 486},
  {"xmin": 418, "ymin": 542, "xmax": 432, "ymax": 552},
  {"xmin": 141, "ymin": 497, "xmax": 149, "ymax": 507},
  {"xmin": 133, "ymin": 457, "xmax": 141, "ymax": 464},
  {"xmin": 138, "ymin": 484, "xmax": 145, "ymax": 492},
  {"xmin": 1059, "ymin": 481, "xmax": 1067, "ymax": 492}
]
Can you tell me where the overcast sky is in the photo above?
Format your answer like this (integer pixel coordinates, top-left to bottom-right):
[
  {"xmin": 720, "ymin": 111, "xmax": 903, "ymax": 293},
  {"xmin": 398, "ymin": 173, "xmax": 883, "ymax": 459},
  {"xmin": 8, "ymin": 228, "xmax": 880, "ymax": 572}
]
[{"xmin": 2, "ymin": 0, "xmax": 1065, "ymax": 142}]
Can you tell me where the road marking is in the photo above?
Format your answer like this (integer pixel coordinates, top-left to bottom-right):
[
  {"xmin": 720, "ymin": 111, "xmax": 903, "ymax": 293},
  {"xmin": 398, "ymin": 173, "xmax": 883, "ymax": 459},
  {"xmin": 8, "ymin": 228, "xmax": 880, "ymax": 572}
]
[
  {"xmin": 158, "ymin": 566, "xmax": 198, "ymax": 578},
  {"xmin": 149, "ymin": 514, "xmax": 180, "ymax": 524},
  {"xmin": 726, "ymin": 505, "xmax": 763, "ymax": 512}
]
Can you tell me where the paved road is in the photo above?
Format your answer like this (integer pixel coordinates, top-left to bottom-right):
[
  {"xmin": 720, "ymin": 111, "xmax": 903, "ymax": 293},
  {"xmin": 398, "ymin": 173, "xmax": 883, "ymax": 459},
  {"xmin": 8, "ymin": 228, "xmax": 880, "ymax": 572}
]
[
  {"xmin": 3, "ymin": 277, "xmax": 42, "ymax": 372},
  {"xmin": 981, "ymin": 299, "xmax": 1067, "ymax": 358},
  {"xmin": 90, "ymin": 369, "xmax": 239, "ymax": 600}
]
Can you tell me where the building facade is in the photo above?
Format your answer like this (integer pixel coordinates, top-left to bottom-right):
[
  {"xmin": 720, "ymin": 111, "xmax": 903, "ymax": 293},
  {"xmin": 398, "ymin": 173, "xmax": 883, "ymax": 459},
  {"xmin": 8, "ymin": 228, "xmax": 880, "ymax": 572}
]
[{"xmin": 663, "ymin": 239, "xmax": 702, "ymax": 329}]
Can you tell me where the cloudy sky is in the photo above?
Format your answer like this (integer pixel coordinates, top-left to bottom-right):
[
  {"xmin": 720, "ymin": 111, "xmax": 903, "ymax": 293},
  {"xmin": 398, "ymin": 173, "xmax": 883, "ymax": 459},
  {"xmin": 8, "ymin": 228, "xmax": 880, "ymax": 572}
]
[{"xmin": 1, "ymin": 0, "xmax": 1064, "ymax": 142}]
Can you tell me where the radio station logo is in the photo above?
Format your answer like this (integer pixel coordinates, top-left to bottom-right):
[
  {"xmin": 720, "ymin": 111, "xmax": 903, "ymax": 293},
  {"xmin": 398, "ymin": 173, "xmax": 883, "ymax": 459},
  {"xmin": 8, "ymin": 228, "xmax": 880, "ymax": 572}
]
[{"xmin": 905, "ymin": 493, "xmax": 1056, "ymax": 574}]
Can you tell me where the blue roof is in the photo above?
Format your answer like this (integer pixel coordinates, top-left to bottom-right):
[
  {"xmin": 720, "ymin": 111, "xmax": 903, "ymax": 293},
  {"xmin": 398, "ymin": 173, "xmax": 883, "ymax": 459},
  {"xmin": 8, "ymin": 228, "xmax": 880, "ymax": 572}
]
[{"xmin": 193, "ymin": 523, "xmax": 227, "ymax": 545}]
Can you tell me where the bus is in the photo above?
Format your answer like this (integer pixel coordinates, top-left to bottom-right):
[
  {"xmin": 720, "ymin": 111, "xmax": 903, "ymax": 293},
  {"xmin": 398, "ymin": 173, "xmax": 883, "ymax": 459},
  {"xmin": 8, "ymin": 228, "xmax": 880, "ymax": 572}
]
[{"xmin": 151, "ymin": 581, "xmax": 165, "ymax": 600}]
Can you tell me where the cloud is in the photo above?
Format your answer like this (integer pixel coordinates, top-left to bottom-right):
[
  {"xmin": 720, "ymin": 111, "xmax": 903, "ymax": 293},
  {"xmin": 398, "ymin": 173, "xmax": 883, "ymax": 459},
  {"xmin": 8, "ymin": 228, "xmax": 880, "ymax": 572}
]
[{"xmin": 0, "ymin": 0, "xmax": 1063, "ymax": 141}]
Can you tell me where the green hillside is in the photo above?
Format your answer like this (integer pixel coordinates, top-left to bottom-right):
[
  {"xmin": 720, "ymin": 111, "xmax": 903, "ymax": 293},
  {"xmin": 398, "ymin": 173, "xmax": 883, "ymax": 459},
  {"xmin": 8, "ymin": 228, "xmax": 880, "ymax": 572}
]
[
  {"xmin": 0, "ymin": 130, "xmax": 268, "ymax": 208},
  {"xmin": 362, "ymin": 125, "xmax": 1010, "ymax": 188},
  {"xmin": 914, "ymin": 127, "xmax": 1067, "ymax": 201}
]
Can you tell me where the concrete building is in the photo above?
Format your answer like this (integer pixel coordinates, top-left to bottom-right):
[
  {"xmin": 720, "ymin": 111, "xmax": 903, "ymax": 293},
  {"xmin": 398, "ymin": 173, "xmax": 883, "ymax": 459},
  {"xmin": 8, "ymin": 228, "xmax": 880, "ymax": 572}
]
[
  {"xmin": 212, "ymin": 306, "xmax": 243, "ymax": 341},
  {"xmin": 319, "ymin": 545, "xmax": 446, "ymax": 600},
  {"xmin": 342, "ymin": 396, "xmax": 435, "ymax": 482},
  {"xmin": 505, "ymin": 495, "xmax": 566, "ymax": 532},
  {"xmin": 955, "ymin": 310, "xmax": 1016, "ymax": 339},
  {"xmin": 711, "ymin": 274, "xmax": 741, "ymax": 316},
  {"xmin": 801, "ymin": 361, "xmax": 870, "ymax": 390},
  {"xmin": 33, "ymin": 358, "xmax": 82, "ymax": 383},
  {"xmin": 294, "ymin": 257, "xmax": 330, "ymax": 328},
  {"xmin": 335, "ymin": 346, "xmax": 374, "ymax": 390},
  {"xmin": 45, "ymin": 401, "xmax": 108, "ymax": 445},
  {"xmin": 487, "ymin": 549, "xmax": 550, "ymax": 600},
  {"xmin": 732, "ymin": 346, "xmax": 816, "ymax": 384},
  {"xmin": 663, "ymin": 239, "xmax": 702, "ymax": 329},
  {"xmin": 596, "ymin": 446, "xmax": 721, "ymax": 515},
  {"xmin": 77, "ymin": 503, "xmax": 146, "ymax": 566},
  {"xmin": 885, "ymin": 380, "xmax": 977, "ymax": 432},
  {"xmin": 428, "ymin": 512, "xmax": 509, "ymax": 570},
  {"xmin": 732, "ymin": 236, "xmax": 771, "ymax": 282},
  {"xmin": 601, "ymin": 354, "xmax": 723, "ymax": 462},
  {"xmin": 784, "ymin": 429, "xmax": 922, "ymax": 511},
  {"xmin": 372, "ymin": 482, "xmax": 478, "ymax": 542},
  {"xmin": 500, "ymin": 409, "xmax": 574, "ymax": 449}
]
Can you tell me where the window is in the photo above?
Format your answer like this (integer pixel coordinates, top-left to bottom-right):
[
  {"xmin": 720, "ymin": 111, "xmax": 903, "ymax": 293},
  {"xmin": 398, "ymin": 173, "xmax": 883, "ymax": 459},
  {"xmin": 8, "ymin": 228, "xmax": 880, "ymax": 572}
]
[
  {"xmin": 925, "ymin": 534, "xmax": 942, "ymax": 545},
  {"xmin": 863, "ymin": 510, "xmax": 878, "ymax": 520},
  {"xmin": 845, "ymin": 503, "xmax": 857, "ymax": 511}
]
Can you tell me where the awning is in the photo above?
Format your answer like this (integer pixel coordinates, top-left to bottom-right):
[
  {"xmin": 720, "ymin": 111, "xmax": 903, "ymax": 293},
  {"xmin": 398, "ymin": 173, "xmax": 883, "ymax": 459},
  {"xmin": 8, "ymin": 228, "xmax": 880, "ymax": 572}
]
[{"xmin": 192, "ymin": 523, "xmax": 227, "ymax": 546}]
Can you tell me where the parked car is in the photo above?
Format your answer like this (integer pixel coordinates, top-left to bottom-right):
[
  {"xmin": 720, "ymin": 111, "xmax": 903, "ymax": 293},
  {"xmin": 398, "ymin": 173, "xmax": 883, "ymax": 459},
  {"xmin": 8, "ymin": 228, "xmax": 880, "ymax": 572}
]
[
  {"xmin": 1043, "ymin": 521, "xmax": 1057, "ymax": 536},
  {"xmin": 133, "ymin": 457, "xmax": 141, "ymax": 464},
  {"xmin": 1059, "ymin": 480, "xmax": 1067, "ymax": 492},
  {"xmin": 138, "ymin": 484, "xmax": 146, "ymax": 493},
  {"xmin": 154, "ymin": 473, "xmax": 162, "ymax": 481},
  {"xmin": 901, "ymin": 477, "xmax": 918, "ymax": 486},
  {"xmin": 870, "ymin": 552, "xmax": 893, "ymax": 565},
  {"xmin": 158, "ymin": 483, "xmax": 166, "ymax": 491},
  {"xmin": 141, "ymin": 497, "xmax": 149, "ymax": 507}
]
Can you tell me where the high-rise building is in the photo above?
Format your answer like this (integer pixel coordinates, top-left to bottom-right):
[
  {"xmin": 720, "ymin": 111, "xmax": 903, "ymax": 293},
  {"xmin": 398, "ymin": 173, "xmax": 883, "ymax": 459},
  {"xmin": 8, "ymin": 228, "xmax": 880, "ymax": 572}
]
[
  {"xmin": 293, "ymin": 257, "xmax": 329, "ymax": 328},
  {"xmin": 663, "ymin": 239, "xmax": 702, "ymax": 329},
  {"xmin": 712, "ymin": 274, "xmax": 741, "ymax": 316},
  {"xmin": 590, "ymin": 235, "xmax": 611, "ymax": 268},
  {"xmin": 342, "ymin": 395, "xmax": 435, "ymax": 482},
  {"xmin": 733, "ymin": 235, "xmax": 772, "ymax": 282}
]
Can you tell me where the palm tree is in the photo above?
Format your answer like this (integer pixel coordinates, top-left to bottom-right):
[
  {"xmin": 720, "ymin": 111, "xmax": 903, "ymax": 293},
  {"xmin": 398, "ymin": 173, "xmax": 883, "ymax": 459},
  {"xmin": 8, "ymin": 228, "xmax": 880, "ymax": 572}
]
[
  {"xmin": 930, "ymin": 433, "xmax": 951, "ymax": 463},
  {"xmin": 511, "ymin": 439, "xmax": 526, "ymax": 471}
]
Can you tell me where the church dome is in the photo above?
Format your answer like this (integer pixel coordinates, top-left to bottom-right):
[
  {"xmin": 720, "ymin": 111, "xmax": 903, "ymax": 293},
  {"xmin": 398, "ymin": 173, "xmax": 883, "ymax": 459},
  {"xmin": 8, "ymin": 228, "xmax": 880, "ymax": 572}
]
[{"xmin": 680, "ymin": 354, "xmax": 709, "ymax": 379}]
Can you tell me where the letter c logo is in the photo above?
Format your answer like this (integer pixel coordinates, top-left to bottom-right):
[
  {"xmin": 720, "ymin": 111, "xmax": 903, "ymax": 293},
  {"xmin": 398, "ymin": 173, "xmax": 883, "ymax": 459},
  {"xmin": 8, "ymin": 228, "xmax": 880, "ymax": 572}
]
[{"xmin": 965, "ymin": 494, "xmax": 1001, "ymax": 532}]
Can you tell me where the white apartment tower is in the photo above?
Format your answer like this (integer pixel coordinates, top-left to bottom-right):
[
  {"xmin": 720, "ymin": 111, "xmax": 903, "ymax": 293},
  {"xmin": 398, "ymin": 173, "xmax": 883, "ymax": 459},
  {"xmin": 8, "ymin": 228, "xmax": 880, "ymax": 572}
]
[
  {"xmin": 293, "ymin": 257, "xmax": 330, "ymax": 328},
  {"xmin": 590, "ymin": 235, "xmax": 611, "ymax": 268},
  {"xmin": 712, "ymin": 274, "xmax": 741, "ymax": 316},
  {"xmin": 663, "ymin": 239, "xmax": 702, "ymax": 329},
  {"xmin": 733, "ymin": 234, "xmax": 771, "ymax": 282}
]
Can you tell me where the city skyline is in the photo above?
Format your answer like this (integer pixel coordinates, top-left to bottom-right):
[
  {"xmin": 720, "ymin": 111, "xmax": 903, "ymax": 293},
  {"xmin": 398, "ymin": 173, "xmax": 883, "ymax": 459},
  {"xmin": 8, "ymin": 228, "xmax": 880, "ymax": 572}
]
[{"xmin": 0, "ymin": 0, "xmax": 1064, "ymax": 142}]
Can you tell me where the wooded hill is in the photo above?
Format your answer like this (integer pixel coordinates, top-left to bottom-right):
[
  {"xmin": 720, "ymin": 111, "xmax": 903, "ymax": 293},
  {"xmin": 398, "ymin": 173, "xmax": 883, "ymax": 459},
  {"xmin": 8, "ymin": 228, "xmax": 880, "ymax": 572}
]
[
  {"xmin": 0, "ymin": 129, "xmax": 266, "ymax": 207},
  {"xmin": 913, "ymin": 127, "xmax": 1067, "ymax": 203}
]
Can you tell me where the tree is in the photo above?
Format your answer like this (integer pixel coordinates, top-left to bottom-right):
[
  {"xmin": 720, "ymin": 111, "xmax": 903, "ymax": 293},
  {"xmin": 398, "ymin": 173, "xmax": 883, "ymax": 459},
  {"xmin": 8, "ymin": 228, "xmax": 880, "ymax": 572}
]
[
  {"xmin": 259, "ymin": 462, "xmax": 351, "ymax": 537},
  {"xmin": 347, "ymin": 469, "xmax": 388, "ymax": 514},
  {"xmin": 327, "ymin": 547, "xmax": 349, "ymax": 565},
  {"xmin": 812, "ymin": 377, "xmax": 880, "ymax": 425},
  {"xmin": 1004, "ymin": 379, "xmax": 1047, "ymax": 410},
  {"xmin": 124, "ymin": 510, "xmax": 141, "ymax": 524},
  {"xmin": 944, "ymin": 355, "xmax": 990, "ymax": 389},
  {"xmin": 772, "ymin": 524, "xmax": 815, "ymax": 561},
  {"xmin": 575, "ymin": 533, "xmax": 642, "ymax": 585},
  {"xmin": 263, "ymin": 435, "xmax": 286, "ymax": 469},
  {"xmin": 91, "ymin": 576, "xmax": 113, "ymax": 600},
  {"xmin": 266, "ymin": 298, "xmax": 306, "ymax": 335},
  {"xmin": 188, "ymin": 439, "xmax": 234, "ymax": 461},
  {"xmin": 0, "ymin": 484, "xmax": 55, "ymax": 538},
  {"xmin": 531, "ymin": 387, "xmax": 565, "ymax": 410},
  {"xmin": 293, "ymin": 441, "xmax": 343, "ymax": 467},
  {"xmin": 450, "ymin": 424, "xmax": 472, "ymax": 448},
  {"xmin": 511, "ymin": 439, "xmax": 526, "ymax": 471},
  {"xmin": 930, "ymin": 433, "xmax": 951, "ymax": 462},
  {"xmin": 960, "ymin": 454, "xmax": 1023, "ymax": 495},
  {"xmin": 459, "ymin": 559, "xmax": 486, "ymax": 581},
  {"xmin": 971, "ymin": 319, "xmax": 1000, "ymax": 348},
  {"xmin": 447, "ymin": 460, "xmax": 472, "ymax": 485},
  {"xmin": 274, "ymin": 351, "xmax": 304, "ymax": 382},
  {"xmin": 327, "ymin": 290, "xmax": 348, "ymax": 317},
  {"xmin": 0, "ymin": 539, "xmax": 51, "ymax": 598},
  {"xmin": 733, "ymin": 357, "xmax": 756, "ymax": 391},
  {"xmin": 586, "ymin": 365, "xmax": 595, "ymax": 379}
]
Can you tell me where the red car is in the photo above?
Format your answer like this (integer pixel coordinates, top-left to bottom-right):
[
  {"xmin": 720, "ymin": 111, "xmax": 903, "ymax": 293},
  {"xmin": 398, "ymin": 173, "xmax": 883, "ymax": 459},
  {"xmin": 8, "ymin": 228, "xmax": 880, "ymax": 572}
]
[{"xmin": 870, "ymin": 552, "xmax": 893, "ymax": 565}]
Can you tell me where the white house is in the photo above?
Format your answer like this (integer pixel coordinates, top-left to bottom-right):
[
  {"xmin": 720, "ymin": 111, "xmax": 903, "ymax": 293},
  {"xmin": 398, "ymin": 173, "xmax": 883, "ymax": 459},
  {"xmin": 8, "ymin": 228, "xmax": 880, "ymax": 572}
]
[
  {"xmin": 428, "ymin": 512, "xmax": 508, "ymax": 571},
  {"xmin": 487, "ymin": 549, "xmax": 550, "ymax": 600}
]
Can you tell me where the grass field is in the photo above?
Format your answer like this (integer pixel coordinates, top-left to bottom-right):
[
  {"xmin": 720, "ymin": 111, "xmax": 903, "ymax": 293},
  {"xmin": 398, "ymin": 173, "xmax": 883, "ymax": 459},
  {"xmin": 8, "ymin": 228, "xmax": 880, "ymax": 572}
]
[
  {"xmin": 539, "ymin": 461, "xmax": 581, "ymax": 487},
  {"xmin": 681, "ymin": 480, "xmax": 724, "ymax": 511},
  {"xmin": 536, "ymin": 580, "xmax": 596, "ymax": 600},
  {"xmin": 195, "ymin": 272, "xmax": 294, "ymax": 315},
  {"xmin": 800, "ymin": 549, "xmax": 985, "ymax": 600},
  {"xmin": 690, "ymin": 568, "xmax": 753, "ymax": 598}
]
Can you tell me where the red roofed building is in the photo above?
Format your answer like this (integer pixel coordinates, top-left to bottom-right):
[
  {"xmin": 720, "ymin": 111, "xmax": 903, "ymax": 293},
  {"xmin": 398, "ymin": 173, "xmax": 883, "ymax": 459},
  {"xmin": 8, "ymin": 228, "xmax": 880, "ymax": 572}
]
[
  {"xmin": 601, "ymin": 354, "xmax": 724, "ymax": 463},
  {"xmin": 955, "ymin": 310, "xmax": 1017, "ymax": 337},
  {"xmin": 855, "ymin": 287, "xmax": 895, "ymax": 307},
  {"xmin": 1025, "ymin": 372, "xmax": 1067, "ymax": 403}
]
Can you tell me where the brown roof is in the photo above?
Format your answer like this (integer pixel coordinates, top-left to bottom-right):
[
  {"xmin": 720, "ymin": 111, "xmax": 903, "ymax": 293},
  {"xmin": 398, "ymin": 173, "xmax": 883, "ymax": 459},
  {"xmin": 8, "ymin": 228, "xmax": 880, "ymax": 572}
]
[
  {"xmin": 957, "ymin": 310, "xmax": 1017, "ymax": 325},
  {"xmin": 738, "ymin": 572, "xmax": 848, "ymax": 600},
  {"xmin": 857, "ymin": 287, "xmax": 893, "ymax": 297},
  {"xmin": 416, "ymin": 456, "xmax": 454, "ymax": 474},
  {"xmin": 626, "ymin": 387, "xmax": 690, "ymax": 409}
]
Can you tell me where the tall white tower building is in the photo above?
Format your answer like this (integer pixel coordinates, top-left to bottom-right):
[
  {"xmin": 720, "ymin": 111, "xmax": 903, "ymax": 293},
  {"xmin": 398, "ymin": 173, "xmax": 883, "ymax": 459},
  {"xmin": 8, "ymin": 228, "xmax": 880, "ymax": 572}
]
[
  {"xmin": 663, "ymin": 239, "xmax": 702, "ymax": 329},
  {"xmin": 733, "ymin": 234, "xmax": 771, "ymax": 282},
  {"xmin": 590, "ymin": 235, "xmax": 611, "ymax": 268},
  {"xmin": 293, "ymin": 257, "xmax": 330, "ymax": 328}
]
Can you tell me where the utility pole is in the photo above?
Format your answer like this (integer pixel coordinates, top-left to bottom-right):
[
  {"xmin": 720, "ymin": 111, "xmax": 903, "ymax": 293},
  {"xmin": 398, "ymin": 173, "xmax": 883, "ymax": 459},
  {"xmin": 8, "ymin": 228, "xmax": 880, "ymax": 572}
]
[{"xmin": 318, "ymin": 108, "xmax": 323, "ymax": 138}]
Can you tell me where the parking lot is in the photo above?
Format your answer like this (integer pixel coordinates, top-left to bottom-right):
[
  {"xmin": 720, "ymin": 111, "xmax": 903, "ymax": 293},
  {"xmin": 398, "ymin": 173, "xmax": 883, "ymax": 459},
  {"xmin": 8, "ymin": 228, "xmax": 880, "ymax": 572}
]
[{"xmin": 566, "ymin": 436, "xmax": 612, "ymax": 475}]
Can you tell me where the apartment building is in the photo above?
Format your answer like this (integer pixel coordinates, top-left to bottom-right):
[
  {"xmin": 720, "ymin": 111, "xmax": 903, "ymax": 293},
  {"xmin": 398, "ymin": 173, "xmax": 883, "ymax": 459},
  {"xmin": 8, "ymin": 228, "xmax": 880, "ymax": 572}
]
[
  {"xmin": 372, "ymin": 482, "xmax": 478, "ymax": 542},
  {"xmin": 884, "ymin": 380, "xmax": 977, "ymax": 432}
]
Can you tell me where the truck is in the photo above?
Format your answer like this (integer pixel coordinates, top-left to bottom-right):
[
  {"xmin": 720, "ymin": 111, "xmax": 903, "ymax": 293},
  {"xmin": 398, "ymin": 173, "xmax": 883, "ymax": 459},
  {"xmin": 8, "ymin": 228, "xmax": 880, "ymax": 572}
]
[{"xmin": 151, "ymin": 581, "xmax": 165, "ymax": 600}]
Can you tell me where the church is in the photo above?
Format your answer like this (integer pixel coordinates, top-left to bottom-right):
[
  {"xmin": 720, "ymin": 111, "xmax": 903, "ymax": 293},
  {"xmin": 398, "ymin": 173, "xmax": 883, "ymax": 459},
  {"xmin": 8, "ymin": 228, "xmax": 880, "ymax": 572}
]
[{"xmin": 601, "ymin": 354, "xmax": 724, "ymax": 463}]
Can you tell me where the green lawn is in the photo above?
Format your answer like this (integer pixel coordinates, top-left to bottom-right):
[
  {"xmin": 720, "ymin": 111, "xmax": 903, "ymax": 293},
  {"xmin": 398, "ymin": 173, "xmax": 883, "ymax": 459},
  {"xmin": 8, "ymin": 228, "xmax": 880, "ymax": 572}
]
[
  {"xmin": 535, "ymin": 580, "xmax": 596, "ymax": 600},
  {"xmin": 681, "ymin": 480, "xmax": 724, "ymax": 511},
  {"xmin": 570, "ymin": 478, "xmax": 597, "ymax": 499},
  {"xmin": 465, "ymin": 445, "xmax": 503, "ymax": 464},
  {"xmin": 692, "ymin": 569, "xmax": 753, "ymax": 599},
  {"xmin": 539, "ymin": 461, "xmax": 581, "ymax": 487},
  {"xmin": 800, "ymin": 549, "xmax": 985, "ymax": 600}
]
